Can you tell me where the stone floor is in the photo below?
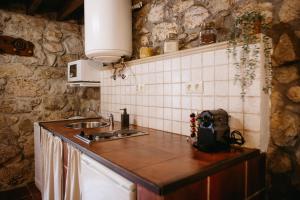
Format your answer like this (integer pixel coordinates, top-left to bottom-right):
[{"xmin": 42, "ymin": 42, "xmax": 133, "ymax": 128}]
[{"xmin": 0, "ymin": 182, "xmax": 41, "ymax": 200}]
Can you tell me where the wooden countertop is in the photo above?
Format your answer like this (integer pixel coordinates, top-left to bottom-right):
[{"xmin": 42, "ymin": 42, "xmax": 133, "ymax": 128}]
[{"xmin": 39, "ymin": 118, "xmax": 260, "ymax": 195}]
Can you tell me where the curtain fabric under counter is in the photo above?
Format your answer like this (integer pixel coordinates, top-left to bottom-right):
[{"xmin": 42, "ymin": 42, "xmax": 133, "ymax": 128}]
[
  {"xmin": 64, "ymin": 144, "xmax": 81, "ymax": 200},
  {"xmin": 41, "ymin": 128, "xmax": 63, "ymax": 200}
]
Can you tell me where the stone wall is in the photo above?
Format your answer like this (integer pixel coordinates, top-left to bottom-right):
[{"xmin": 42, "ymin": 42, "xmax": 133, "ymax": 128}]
[
  {"xmin": 0, "ymin": 10, "xmax": 99, "ymax": 190},
  {"xmin": 132, "ymin": 0, "xmax": 272, "ymax": 59},
  {"xmin": 267, "ymin": 0, "xmax": 300, "ymax": 198},
  {"xmin": 132, "ymin": 0, "xmax": 300, "ymax": 198}
]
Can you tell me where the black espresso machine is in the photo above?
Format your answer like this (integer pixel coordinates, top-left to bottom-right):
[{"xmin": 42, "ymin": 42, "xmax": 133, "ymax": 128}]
[{"xmin": 190, "ymin": 109, "xmax": 244, "ymax": 152}]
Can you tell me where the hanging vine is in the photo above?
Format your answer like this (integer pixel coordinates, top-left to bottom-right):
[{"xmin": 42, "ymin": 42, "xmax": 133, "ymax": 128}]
[{"xmin": 228, "ymin": 10, "xmax": 272, "ymax": 98}]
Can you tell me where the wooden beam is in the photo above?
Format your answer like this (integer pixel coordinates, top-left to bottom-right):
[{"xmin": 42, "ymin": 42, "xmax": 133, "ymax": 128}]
[
  {"xmin": 58, "ymin": 0, "xmax": 83, "ymax": 20},
  {"xmin": 27, "ymin": 0, "xmax": 43, "ymax": 14}
]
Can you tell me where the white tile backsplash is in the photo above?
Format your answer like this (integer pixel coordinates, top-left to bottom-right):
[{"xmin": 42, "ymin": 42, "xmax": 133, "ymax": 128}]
[{"xmin": 100, "ymin": 42, "xmax": 269, "ymax": 151}]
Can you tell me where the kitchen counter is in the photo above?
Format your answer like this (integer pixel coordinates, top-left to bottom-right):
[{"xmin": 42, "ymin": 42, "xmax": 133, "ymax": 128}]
[{"xmin": 39, "ymin": 118, "xmax": 261, "ymax": 196}]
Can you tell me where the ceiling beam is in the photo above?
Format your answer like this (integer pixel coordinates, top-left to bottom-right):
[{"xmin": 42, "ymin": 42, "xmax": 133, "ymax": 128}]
[
  {"xmin": 58, "ymin": 0, "xmax": 83, "ymax": 20},
  {"xmin": 27, "ymin": 0, "xmax": 43, "ymax": 14}
]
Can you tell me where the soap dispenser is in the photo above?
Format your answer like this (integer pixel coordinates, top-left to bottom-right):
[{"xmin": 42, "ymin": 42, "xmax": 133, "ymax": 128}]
[{"xmin": 120, "ymin": 108, "xmax": 129, "ymax": 129}]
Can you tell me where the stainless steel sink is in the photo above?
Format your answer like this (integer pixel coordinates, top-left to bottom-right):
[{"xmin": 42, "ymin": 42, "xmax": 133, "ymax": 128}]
[{"xmin": 65, "ymin": 121, "xmax": 109, "ymax": 129}]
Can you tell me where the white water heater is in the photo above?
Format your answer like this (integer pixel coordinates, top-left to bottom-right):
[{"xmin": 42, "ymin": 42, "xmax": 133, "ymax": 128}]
[{"xmin": 84, "ymin": 0, "xmax": 132, "ymax": 64}]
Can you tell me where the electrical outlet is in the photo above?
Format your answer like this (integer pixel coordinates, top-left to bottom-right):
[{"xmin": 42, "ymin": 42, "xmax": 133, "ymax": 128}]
[
  {"xmin": 184, "ymin": 81, "xmax": 203, "ymax": 94},
  {"xmin": 185, "ymin": 82, "xmax": 193, "ymax": 94},
  {"xmin": 194, "ymin": 81, "xmax": 203, "ymax": 93}
]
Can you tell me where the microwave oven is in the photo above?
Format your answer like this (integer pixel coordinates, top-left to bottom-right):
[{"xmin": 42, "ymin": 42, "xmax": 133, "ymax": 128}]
[{"xmin": 67, "ymin": 60, "xmax": 101, "ymax": 82}]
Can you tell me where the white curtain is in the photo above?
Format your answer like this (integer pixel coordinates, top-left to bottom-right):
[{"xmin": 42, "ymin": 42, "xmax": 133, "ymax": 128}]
[
  {"xmin": 41, "ymin": 128, "xmax": 63, "ymax": 200},
  {"xmin": 64, "ymin": 144, "xmax": 81, "ymax": 200}
]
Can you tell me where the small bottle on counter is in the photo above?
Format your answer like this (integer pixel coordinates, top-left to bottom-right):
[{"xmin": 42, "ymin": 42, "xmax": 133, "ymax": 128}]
[
  {"xmin": 120, "ymin": 108, "xmax": 129, "ymax": 130},
  {"xmin": 199, "ymin": 22, "xmax": 217, "ymax": 45},
  {"xmin": 164, "ymin": 33, "xmax": 179, "ymax": 54}
]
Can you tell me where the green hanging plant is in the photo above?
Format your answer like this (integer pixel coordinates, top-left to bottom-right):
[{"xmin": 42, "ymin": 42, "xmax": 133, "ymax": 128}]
[{"xmin": 228, "ymin": 10, "xmax": 272, "ymax": 98}]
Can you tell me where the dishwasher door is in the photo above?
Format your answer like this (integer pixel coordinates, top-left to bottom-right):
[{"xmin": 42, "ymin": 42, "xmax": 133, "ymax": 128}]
[{"xmin": 81, "ymin": 154, "xmax": 136, "ymax": 200}]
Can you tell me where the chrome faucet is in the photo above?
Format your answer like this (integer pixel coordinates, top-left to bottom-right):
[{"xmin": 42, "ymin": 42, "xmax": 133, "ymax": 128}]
[
  {"xmin": 108, "ymin": 113, "xmax": 114, "ymax": 130},
  {"xmin": 85, "ymin": 108, "xmax": 114, "ymax": 130}
]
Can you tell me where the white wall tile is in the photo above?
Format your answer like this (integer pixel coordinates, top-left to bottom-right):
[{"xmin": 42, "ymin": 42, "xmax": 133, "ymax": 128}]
[
  {"xmin": 191, "ymin": 53, "xmax": 202, "ymax": 68},
  {"xmin": 155, "ymin": 119, "xmax": 164, "ymax": 130},
  {"xmin": 203, "ymin": 97, "xmax": 214, "ymax": 110},
  {"xmin": 164, "ymin": 96, "xmax": 172, "ymax": 107},
  {"xmin": 229, "ymin": 112, "xmax": 243, "ymax": 130},
  {"xmin": 243, "ymin": 131, "xmax": 260, "ymax": 149},
  {"xmin": 149, "ymin": 118, "xmax": 156, "ymax": 129},
  {"xmin": 156, "ymin": 84, "xmax": 164, "ymax": 96},
  {"xmin": 172, "ymin": 70, "xmax": 181, "ymax": 83},
  {"xmin": 156, "ymin": 107, "xmax": 164, "ymax": 119},
  {"xmin": 244, "ymin": 114, "xmax": 261, "ymax": 132},
  {"xmin": 172, "ymin": 83, "xmax": 181, "ymax": 95},
  {"xmin": 202, "ymin": 51, "xmax": 214, "ymax": 66},
  {"xmin": 215, "ymin": 65, "xmax": 228, "ymax": 81},
  {"xmin": 149, "ymin": 62, "xmax": 156, "ymax": 73},
  {"xmin": 215, "ymin": 81, "xmax": 228, "ymax": 96},
  {"xmin": 156, "ymin": 72, "xmax": 164, "ymax": 84},
  {"xmin": 182, "ymin": 96, "xmax": 191, "ymax": 109},
  {"xmin": 156, "ymin": 96, "xmax": 164, "ymax": 107},
  {"xmin": 202, "ymin": 67, "xmax": 214, "ymax": 81},
  {"xmin": 203, "ymin": 82, "xmax": 214, "ymax": 96},
  {"xmin": 172, "ymin": 121, "xmax": 181, "ymax": 134},
  {"xmin": 172, "ymin": 96, "xmax": 181, "ymax": 108},
  {"xmin": 172, "ymin": 109, "xmax": 182, "ymax": 121},
  {"xmin": 164, "ymin": 71, "xmax": 172, "ymax": 83},
  {"xmin": 155, "ymin": 60, "xmax": 164, "ymax": 72},
  {"xmin": 181, "ymin": 122, "xmax": 190, "ymax": 136},
  {"xmin": 229, "ymin": 80, "xmax": 242, "ymax": 96},
  {"xmin": 191, "ymin": 68, "xmax": 202, "ymax": 81},
  {"xmin": 229, "ymin": 97, "xmax": 243, "ymax": 113},
  {"xmin": 181, "ymin": 69, "xmax": 191, "ymax": 82},
  {"xmin": 164, "ymin": 108, "xmax": 172, "ymax": 120},
  {"xmin": 149, "ymin": 107, "xmax": 156, "ymax": 117},
  {"xmin": 215, "ymin": 49, "xmax": 228, "ymax": 66},
  {"xmin": 191, "ymin": 96, "xmax": 202, "ymax": 110},
  {"xmin": 164, "ymin": 120, "xmax": 173, "ymax": 132},
  {"xmin": 172, "ymin": 57, "xmax": 181, "ymax": 70},
  {"xmin": 164, "ymin": 59, "xmax": 172, "ymax": 71},
  {"xmin": 164, "ymin": 84, "xmax": 172, "ymax": 95},
  {"xmin": 244, "ymin": 97, "xmax": 261, "ymax": 114},
  {"xmin": 181, "ymin": 109, "xmax": 191, "ymax": 122},
  {"xmin": 181, "ymin": 55, "xmax": 191, "ymax": 70},
  {"xmin": 215, "ymin": 97, "xmax": 228, "ymax": 110}
]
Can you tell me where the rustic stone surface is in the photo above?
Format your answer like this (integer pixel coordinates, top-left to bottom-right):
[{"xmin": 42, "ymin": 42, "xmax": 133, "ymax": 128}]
[
  {"xmin": 271, "ymin": 111, "xmax": 299, "ymax": 147},
  {"xmin": 45, "ymin": 23, "xmax": 62, "ymax": 42},
  {"xmin": 279, "ymin": 0, "xmax": 300, "ymax": 23},
  {"xmin": 271, "ymin": 91, "xmax": 284, "ymax": 114},
  {"xmin": 275, "ymin": 65, "xmax": 299, "ymax": 84},
  {"xmin": 5, "ymin": 79, "xmax": 45, "ymax": 97},
  {"xmin": 273, "ymin": 34, "xmax": 296, "ymax": 66},
  {"xmin": 152, "ymin": 22, "xmax": 178, "ymax": 41},
  {"xmin": 0, "ymin": 98, "xmax": 41, "ymax": 114},
  {"xmin": 63, "ymin": 36, "xmax": 83, "ymax": 54},
  {"xmin": 43, "ymin": 41, "xmax": 64, "ymax": 53},
  {"xmin": 43, "ymin": 96, "xmax": 67, "ymax": 111},
  {"xmin": 172, "ymin": 0, "xmax": 194, "ymax": 15},
  {"xmin": 0, "ymin": 10, "xmax": 99, "ymax": 190},
  {"xmin": 0, "ymin": 63, "xmax": 33, "ymax": 78},
  {"xmin": 0, "ymin": 78, "xmax": 7, "ymax": 91},
  {"xmin": 148, "ymin": 3, "xmax": 165, "ymax": 23},
  {"xmin": 184, "ymin": 6, "xmax": 209, "ymax": 29},
  {"xmin": 46, "ymin": 53, "xmax": 57, "ymax": 66},
  {"xmin": 287, "ymin": 86, "xmax": 300, "ymax": 103},
  {"xmin": 269, "ymin": 149, "xmax": 293, "ymax": 173}
]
